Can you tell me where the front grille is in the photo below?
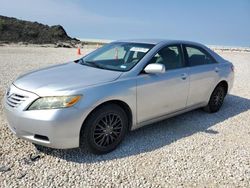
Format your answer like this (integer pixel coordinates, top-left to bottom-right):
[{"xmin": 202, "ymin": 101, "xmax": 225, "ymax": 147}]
[{"xmin": 7, "ymin": 93, "xmax": 28, "ymax": 108}]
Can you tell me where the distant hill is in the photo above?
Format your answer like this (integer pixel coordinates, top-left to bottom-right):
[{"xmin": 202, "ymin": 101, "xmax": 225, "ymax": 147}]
[{"xmin": 0, "ymin": 15, "xmax": 78, "ymax": 45}]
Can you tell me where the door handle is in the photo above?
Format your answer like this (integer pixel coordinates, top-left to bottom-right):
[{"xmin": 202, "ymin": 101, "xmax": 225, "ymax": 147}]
[
  {"xmin": 215, "ymin": 67, "xmax": 220, "ymax": 73},
  {"xmin": 181, "ymin": 73, "xmax": 188, "ymax": 80}
]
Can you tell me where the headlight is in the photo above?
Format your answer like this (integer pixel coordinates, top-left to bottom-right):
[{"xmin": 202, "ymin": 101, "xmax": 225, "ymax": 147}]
[{"xmin": 27, "ymin": 95, "xmax": 81, "ymax": 110}]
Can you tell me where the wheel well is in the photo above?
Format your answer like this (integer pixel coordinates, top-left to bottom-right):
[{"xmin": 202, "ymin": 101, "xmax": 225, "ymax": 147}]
[
  {"xmin": 217, "ymin": 80, "xmax": 228, "ymax": 96},
  {"xmin": 81, "ymin": 100, "xmax": 133, "ymax": 132}
]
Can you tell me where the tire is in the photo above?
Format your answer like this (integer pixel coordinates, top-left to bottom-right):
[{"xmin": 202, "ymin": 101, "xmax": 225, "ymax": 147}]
[
  {"xmin": 204, "ymin": 85, "xmax": 226, "ymax": 113},
  {"xmin": 80, "ymin": 104, "xmax": 128, "ymax": 154}
]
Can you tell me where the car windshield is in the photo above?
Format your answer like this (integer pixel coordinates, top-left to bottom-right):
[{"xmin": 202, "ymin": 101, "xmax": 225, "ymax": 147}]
[{"xmin": 79, "ymin": 42, "xmax": 154, "ymax": 71}]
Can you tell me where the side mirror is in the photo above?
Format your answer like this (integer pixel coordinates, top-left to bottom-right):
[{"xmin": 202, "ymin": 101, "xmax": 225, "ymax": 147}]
[{"xmin": 144, "ymin": 63, "xmax": 165, "ymax": 74}]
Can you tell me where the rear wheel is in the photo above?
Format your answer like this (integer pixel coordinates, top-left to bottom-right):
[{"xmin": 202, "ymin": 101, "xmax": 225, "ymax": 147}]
[
  {"xmin": 80, "ymin": 104, "xmax": 128, "ymax": 154},
  {"xmin": 204, "ymin": 85, "xmax": 226, "ymax": 113}
]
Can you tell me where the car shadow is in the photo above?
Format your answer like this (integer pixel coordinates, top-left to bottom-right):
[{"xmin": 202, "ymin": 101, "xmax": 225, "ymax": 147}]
[{"xmin": 38, "ymin": 94, "xmax": 250, "ymax": 163}]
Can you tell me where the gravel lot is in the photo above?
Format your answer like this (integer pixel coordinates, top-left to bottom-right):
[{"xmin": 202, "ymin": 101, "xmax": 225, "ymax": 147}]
[{"xmin": 0, "ymin": 46, "xmax": 249, "ymax": 187}]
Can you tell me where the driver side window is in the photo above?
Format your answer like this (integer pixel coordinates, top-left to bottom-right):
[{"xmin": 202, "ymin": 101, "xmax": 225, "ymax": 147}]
[{"xmin": 149, "ymin": 45, "xmax": 184, "ymax": 70}]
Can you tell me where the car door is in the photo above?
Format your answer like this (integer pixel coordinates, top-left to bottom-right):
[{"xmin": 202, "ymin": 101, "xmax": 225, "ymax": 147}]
[
  {"xmin": 136, "ymin": 45, "xmax": 189, "ymax": 124},
  {"xmin": 183, "ymin": 45, "xmax": 220, "ymax": 107}
]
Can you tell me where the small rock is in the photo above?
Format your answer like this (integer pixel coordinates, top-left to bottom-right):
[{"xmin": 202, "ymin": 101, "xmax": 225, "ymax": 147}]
[
  {"xmin": 0, "ymin": 165, "xmax": 11, "ymax": 172},
  {"xmin": 17, "ymin": 172, "xmax": 27, "ymax": 179},
  {"xmin": 29, "ymin": 153, "xmax": 41, "ymax": 161},
  {"xmin": 22, "ymin": 157, "xmax": 32, "ymax": 165}
]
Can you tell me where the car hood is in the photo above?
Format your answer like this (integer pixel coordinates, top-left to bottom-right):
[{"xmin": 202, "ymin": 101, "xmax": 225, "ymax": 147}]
[{"xmin": 14, "ymin": 62, "xmax": 122, "ymax": 95}]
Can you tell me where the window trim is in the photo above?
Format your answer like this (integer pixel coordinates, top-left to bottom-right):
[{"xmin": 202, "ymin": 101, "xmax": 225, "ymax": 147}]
[
  {"xmin": 139, "ymin": 44, "xmax": 187, "ymax": 74},
  {"xmin": 183, "ymin": 44, "xmax": 218, "ymax": 67}
]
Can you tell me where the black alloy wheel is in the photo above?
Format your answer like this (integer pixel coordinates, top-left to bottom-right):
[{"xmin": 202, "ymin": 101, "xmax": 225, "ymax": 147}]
[
  {"xmin": 204, "ymin": 85, "xmax": 226, "ymax": 113},
  {"xmin": 93, "ymin": 113, "xmax": 123, "ymax": 147},
  {"xmin": 80, "ymin": 104, "xmax": 128, "ymax": 154}
]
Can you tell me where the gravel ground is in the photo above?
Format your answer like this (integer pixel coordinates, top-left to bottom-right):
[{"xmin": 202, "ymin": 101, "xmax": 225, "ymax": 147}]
[{"xmin": 0, "ymin": 46, "xmax": 249, "ymax": 187}]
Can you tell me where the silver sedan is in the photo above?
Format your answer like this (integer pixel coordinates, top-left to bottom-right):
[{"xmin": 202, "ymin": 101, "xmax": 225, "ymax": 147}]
[{"xmin": 4, "ymin": 39, "xmax": 234, "ymax": 154}]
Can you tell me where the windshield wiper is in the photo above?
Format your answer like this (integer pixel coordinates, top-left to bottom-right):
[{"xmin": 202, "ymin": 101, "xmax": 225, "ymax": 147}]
[{"xmin": 80, "ymin": 59, "xmax": 105, "ymax": 69}]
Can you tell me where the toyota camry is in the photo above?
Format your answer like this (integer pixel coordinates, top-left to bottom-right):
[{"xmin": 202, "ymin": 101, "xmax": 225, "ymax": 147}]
[{"xmin": 4, "ymin": 39, "xmax": 234, "ymax": 154}]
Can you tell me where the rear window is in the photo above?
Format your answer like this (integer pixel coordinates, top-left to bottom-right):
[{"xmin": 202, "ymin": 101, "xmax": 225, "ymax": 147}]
[{"xmin": 185, "ymin": 46, "xmax": 215, "ymax": 66}]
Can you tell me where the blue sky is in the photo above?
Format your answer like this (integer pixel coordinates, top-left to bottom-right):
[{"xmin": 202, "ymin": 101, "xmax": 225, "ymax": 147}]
[{"xmin": 0, "ymin": 0, "xmax": 249, "ymax": 46}]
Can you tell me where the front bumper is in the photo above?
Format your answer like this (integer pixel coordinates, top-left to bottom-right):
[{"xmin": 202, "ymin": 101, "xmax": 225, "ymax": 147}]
[{"xmin": 3, "ymin": 85, "xmax": 85, "ymax": 149}]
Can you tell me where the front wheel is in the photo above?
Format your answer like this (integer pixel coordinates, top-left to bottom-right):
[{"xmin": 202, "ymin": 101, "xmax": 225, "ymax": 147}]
[
  {"xmin": 80, "ymin": 104, "xmax": 128, "ymax": 154},
  {"xmin": 204, "ymin": 85, "xmax": 226, "ymax": 113}
]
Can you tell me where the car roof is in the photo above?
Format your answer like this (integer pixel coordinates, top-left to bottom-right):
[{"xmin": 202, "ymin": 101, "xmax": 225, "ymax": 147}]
[
  {"xmin": 114, "ymin": 39, "xmax": 225, "ymax": 63},
  {"xmin": 114, "ymin": 39, "xmax": 204, "ymax": 46}
]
